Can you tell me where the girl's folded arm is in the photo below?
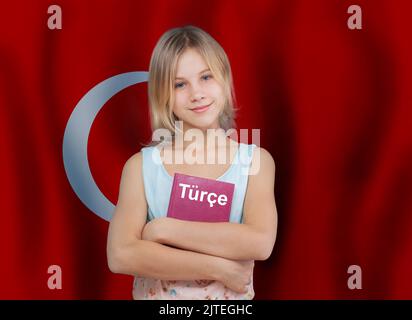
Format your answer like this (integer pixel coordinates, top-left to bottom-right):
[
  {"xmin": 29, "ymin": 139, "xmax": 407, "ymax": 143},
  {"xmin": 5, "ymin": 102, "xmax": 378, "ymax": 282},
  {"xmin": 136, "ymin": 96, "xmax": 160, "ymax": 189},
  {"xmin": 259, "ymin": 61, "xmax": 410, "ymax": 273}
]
[
  {"xmin": 107, "ymin": 152, "xmax": 228, "ymax": 281},
  {"xmin": 145, "ymin": 147, "xmax": 278, "ymax": 261}
]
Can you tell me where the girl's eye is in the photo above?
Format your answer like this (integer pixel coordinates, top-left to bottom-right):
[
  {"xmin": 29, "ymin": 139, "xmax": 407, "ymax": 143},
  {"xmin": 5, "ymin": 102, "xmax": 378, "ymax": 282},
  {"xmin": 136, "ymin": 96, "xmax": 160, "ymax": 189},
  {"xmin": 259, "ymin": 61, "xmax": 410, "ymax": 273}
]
[
  {"xmin": 202, "ymin": 74, "xmax": 212, "ymax": 81},
  {"xmin": 175, "ymin": 82, "xmax": 185, "ymax": 89}
]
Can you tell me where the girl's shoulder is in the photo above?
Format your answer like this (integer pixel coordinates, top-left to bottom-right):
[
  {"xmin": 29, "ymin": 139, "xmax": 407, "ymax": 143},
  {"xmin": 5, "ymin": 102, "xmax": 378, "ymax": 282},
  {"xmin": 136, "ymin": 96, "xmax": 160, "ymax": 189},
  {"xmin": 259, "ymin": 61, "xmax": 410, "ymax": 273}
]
[
  {"xmin": 123, "ymin": 152, "xmax": 144, "ymax": 175},
  {"xmin": 248, "ymin": 146, "xmax": 275, "ymax": 177}
]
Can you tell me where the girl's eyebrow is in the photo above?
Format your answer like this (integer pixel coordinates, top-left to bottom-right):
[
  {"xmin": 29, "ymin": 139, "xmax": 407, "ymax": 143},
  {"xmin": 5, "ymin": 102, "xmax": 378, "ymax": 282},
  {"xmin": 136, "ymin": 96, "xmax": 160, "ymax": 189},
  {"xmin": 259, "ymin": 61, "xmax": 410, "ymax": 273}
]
[{"xmin": 175, "ymin": 68, "xmax": 210, "ymax": 80}]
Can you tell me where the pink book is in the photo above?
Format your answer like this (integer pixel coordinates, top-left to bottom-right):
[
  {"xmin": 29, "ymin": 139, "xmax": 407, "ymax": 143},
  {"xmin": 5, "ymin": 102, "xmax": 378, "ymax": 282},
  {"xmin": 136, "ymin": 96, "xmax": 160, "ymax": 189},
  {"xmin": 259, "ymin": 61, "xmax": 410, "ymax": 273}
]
[{"xmin": 167, "ymin": 173, "xmax": 235, "ymax": 222}]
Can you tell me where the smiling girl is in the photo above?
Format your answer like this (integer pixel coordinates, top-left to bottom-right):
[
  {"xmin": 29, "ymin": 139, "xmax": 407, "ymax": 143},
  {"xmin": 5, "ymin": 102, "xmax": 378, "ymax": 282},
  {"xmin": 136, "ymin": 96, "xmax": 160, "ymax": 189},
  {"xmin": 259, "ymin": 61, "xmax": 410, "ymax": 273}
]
[{"xmin": 107, "ymin": 25, "xmax": 278, "ymax": 300}]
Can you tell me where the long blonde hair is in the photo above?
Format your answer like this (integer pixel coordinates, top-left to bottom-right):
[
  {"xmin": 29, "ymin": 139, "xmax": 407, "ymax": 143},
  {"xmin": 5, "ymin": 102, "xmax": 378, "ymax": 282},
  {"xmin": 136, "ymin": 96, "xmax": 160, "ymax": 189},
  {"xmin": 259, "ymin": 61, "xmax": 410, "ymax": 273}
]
[{"xmin": 145, "ymin": 25, "xmax": 237, "ymax": 146}]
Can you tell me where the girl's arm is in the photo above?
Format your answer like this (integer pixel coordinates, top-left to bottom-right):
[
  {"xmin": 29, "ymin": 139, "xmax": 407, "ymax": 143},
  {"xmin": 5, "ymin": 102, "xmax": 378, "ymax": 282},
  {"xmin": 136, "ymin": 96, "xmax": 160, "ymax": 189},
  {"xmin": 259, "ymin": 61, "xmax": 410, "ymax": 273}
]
[
  {"xmin": 107, "ymin": 153, "xmax": 232, "ymax": 282},
  {"xmin": 143, "ymin": 148, "xmax": 278, "ymax": 261}
]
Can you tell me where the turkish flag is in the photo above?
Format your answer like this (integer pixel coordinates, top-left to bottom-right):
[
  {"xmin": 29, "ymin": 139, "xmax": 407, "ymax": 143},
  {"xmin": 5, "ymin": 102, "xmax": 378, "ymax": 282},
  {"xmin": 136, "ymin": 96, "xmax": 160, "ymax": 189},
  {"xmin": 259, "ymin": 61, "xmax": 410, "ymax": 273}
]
[{"xmin": 1, "ymin": 0, "xmax": 412, "ymax": 299}]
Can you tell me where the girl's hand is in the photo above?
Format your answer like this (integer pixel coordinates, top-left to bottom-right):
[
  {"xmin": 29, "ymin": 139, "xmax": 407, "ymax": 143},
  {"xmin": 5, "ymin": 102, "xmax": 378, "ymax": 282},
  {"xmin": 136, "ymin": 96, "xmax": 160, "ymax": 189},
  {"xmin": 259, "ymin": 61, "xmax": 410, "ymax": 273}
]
[
  {"xmin": 215, "ymin": 259, "xmax": 254, "ymax": 294},
  {"xmin": 141, "ymin": 217, "xmax": 169, "ymax": 242},
  {"xmin": 141, "ymin": 218, "xmax": 160, "ymax": 242}
]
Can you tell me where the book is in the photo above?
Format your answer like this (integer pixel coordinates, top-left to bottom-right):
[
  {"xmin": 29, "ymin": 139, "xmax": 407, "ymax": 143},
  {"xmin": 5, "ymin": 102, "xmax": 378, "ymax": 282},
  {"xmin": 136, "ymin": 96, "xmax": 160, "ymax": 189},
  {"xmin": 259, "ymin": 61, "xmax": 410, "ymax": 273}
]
[{"xmin": 166, "ymin": 173, "xmax": 235, "ymax": 222}]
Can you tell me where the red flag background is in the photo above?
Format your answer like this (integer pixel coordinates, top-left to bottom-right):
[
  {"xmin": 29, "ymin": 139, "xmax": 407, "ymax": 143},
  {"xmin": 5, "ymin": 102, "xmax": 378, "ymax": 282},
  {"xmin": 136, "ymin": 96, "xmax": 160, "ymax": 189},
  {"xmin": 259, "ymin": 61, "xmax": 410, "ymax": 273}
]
[{"xmin": 1, "ymin": 0, "xmax": 412, "ymax": 299}]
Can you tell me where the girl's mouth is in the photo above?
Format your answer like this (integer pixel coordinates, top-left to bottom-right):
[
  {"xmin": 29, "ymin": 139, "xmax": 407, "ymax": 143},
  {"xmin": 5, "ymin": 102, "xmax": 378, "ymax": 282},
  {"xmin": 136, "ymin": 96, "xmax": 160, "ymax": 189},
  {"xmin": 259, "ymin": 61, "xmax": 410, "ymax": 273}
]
[{"xmin": 190, "ymin": 103, "xmax": 212, "ymax": 113}]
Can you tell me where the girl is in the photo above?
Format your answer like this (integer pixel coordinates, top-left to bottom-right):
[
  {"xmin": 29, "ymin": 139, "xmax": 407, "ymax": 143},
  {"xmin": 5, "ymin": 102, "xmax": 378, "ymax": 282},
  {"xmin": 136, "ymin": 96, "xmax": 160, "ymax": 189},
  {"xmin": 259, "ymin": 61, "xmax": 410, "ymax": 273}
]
[{"xmin": 107, "ymin": 25, "xmax": 278, "ymax": 300}]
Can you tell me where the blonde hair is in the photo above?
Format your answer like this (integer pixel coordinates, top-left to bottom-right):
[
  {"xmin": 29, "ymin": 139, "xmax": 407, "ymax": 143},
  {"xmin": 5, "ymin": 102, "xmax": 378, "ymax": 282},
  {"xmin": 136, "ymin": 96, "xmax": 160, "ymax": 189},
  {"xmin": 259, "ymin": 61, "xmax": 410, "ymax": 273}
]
[{"xmin": 145, "ymin": 25, "xmax": 237, "ymax": 145}]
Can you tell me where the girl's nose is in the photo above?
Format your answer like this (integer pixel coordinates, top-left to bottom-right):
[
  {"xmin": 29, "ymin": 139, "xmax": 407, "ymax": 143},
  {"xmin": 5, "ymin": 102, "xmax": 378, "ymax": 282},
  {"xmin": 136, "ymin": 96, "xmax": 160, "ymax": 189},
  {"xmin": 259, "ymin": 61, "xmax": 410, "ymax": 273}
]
[
  {"xmin": 190, "ymin": 85, "xmax": 205, "ymax": 103},
  {"xmin": 190, "ymin": 93, "xmax": 205, "ymax": 103}
]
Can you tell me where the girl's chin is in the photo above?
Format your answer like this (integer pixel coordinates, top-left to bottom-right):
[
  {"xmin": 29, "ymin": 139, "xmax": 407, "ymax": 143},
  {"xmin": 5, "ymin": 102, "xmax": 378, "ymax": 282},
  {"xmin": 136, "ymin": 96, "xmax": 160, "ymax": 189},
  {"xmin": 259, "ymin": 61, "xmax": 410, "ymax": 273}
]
[{"xmin": 183, "ymin": 119, "xmax": 220, "ymax": 131}]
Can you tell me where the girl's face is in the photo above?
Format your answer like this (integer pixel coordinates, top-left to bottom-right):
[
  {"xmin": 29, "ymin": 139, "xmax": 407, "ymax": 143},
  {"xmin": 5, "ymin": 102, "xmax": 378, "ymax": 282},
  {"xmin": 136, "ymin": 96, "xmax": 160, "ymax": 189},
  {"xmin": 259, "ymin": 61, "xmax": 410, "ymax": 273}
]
[{"xmin": 171, "ymin": 48, "xmax": 224, "ymax": 132}]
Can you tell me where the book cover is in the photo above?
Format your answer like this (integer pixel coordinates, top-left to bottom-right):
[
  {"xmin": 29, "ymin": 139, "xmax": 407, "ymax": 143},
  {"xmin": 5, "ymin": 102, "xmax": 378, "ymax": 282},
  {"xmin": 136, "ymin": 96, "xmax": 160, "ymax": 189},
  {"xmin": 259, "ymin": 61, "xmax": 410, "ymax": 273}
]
[{"xmin": 167, "ymin": 173, "xmax": 235, "ymax": 222}]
